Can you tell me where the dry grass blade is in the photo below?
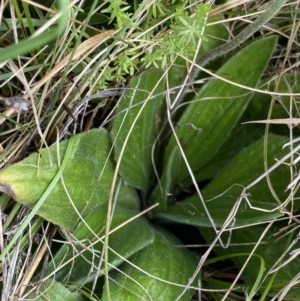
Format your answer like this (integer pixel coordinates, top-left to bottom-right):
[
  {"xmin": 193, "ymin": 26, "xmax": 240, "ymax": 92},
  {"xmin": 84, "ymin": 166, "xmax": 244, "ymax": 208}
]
[
  {"xmin": 28, "ymin": 29, "xmax": 116, "ymax": 96},
  {"xmin": 0, "ymin": 30, "xmax": 115, "ymax": 124},
  {"xmin": 244, "ymin": 118, "xmax": 300, "ymax": 125}
]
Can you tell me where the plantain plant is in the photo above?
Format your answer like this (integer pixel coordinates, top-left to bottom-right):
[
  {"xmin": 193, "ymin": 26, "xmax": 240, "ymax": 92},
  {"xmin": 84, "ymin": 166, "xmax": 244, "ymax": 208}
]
[
  {"xmin": 1, "ymin": 1, "xmax": 299, "ymax": 300},
  {"xmin": 1, "ymin": 34, "xmax": 299, "ymax": 300}
]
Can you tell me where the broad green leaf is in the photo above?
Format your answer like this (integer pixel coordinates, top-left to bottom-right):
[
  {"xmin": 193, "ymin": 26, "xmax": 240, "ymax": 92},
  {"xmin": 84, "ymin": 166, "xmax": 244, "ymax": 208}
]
[
  {"xmin": 112, "ymin": 69, "xmax": 166, "ymax": 193},
  {"xmin": 164, "ymin": 36, "xmax": 277, "ymax": 185},
  {"xmin": 43, "ymin": 205, "xmax": 154, "ymax": 286},
  {"xmin": 150, "ymin": 147, "xmax": 182, "ymax": 211},
  {"xmin": 0, "ymin": 129, "xmax": 123, "ymax": 230},
  {"xmin": 201, "ymin": 134, "xmax": 291, "ymax": 199},
  {"xmin": 151, "ymin": 122, "xmax": 264, "ymax": 210},
  {"xmin": 25, "ymin": 279, "xmax": 82, "ymax": 301},
  {"xmin": 101, "ymin": 227, "xmax": 198, "ymax": 301},
  {"xmin": 115, "ymin": 179, "xmax": 141, "ymax": 211},
  {"xmin": 199, "ymin": 222, "xmax": 300, "ymax": 300},
  {"xmin": 156, "ymin": 135, "xmax": 291, "ymax": 228},
  {"xmin": 157, "ymin": 196, "xmax": 283, "ymax": 229},
  {"xmin": 184, "ymin": 122, "xmax": 265, "ymax": 185}
]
